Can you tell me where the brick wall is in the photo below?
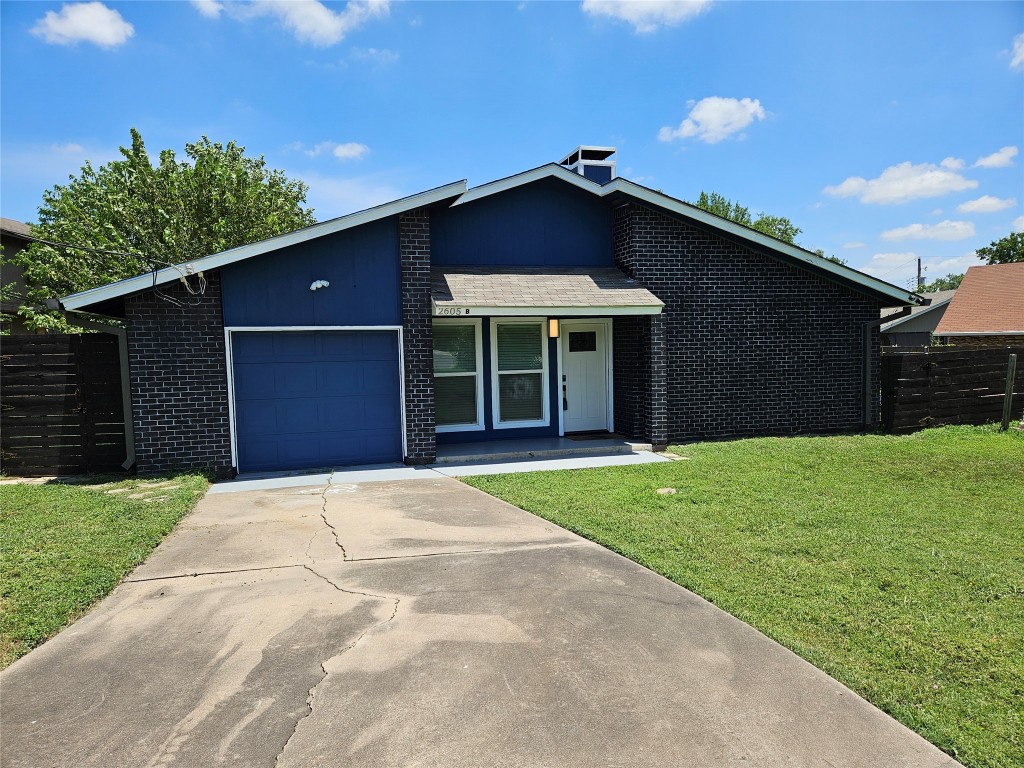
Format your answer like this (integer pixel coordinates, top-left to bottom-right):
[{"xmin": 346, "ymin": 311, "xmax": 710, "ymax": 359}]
[
  {"xmin": 614, "ymin": 203, "xmax": 883, "ymax": 442},
  {"xmin": 125, "ymin": 273, "xmax": 232, "ymax": 476},
  {"xmin": 400, "ymin": 209, "xmax": 436, "ymax": 463}
]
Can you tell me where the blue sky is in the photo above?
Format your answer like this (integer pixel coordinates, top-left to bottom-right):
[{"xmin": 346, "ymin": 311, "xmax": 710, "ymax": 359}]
[{"xmin": 2, "ymin": 0, "xmax": 1022, "ymax": 290}]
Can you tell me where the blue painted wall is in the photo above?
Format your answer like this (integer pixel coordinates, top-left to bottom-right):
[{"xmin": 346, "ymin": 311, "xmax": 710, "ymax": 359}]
[
  {"xmin": 220, "ymin": 217, "xmax": 400, "ymax": 327},
  {"xmin": 431, "ymin": 177, "xmax": 613, "ymax": 268},
  {"xmin": 436, "ymin": 317, "xmax": 560, "ymax": 445}
]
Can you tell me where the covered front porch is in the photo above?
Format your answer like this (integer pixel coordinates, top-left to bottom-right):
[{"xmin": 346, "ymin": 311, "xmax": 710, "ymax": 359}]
[{"xmin": 429, "ymin": 266, "xmax": 669, "ymax": 453}]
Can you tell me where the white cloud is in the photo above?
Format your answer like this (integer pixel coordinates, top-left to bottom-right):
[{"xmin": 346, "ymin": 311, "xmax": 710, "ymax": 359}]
[
  {"xmin": 1011, "ymin": 32, "xmax": 1024, "ymax": 71},
  {"xmin": 51, "ymin": 142, "xmax": 85, "ymax": 153},
  {"xmin": 841, "ymin": 241, "xmax": 866, "ymax": 249},
  {"xmin": 956, "ymin": 195, "xmax": 1017, "ymax": 214},
  {"xmin": 930, "ymin": 208, "xmax": 943, "ymax": 216},
  {"xmin": 332, "ymin": 142, "xmax": 369, "ymax": 160},
  {"xmin": 224, "ymin": 0, "xmax": 389, "ymax": 46},
  {"xmin": 881, "ymin": 220, "xmax": 976, "ymax": 242},
  {"xmin": 973, "ymin": 145, "xmax": 1018, "ymax": 168},
  {"xmin": 823, "ymin": 160, "xmax": 977, "ymax": 205},
  {"xmin": 351, "ymin": 46, "xmax": 399, "ymax": 65},
  {"xmin": 31, "ymin": 2, "xmax": 134, "ymax": 48},
  {"xmin": 1014, "ymin": 215, "xmax": 1024, "ymax": 232},
  {"xmin": 658, "ymin": 97, "xmax": 766, "ymax": 144},
  {"xmin": 940, "ymin": 157, "xmax": 965, "ymax": 169},
  {"xmin": 290, "ymin": 140, "xmax": 369, "ymax": 161},
  {"xmin": 191, "ymin": 0, "xmax": 224, "ymax": 18},
  {"xmin": 858, "ymin": 251, "xmax": 979, "ymax": 287},
  {"xmin": 859, "ymin": 251, "xmax": 919, "ymax": 281},
  {"xmin": 581, "ymin": 0, "xmax": 711, "ymax": 33}
]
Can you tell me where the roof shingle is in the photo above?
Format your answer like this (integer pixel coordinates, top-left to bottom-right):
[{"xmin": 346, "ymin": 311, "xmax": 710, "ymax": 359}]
[{"xmin": 934, "ymin": 263, "xmax": 1024, "ymax": 334}]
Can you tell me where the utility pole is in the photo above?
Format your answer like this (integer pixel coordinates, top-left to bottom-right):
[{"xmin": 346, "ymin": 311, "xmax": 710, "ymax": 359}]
[{"xmin": 917, "ymin": 258, "xmax": 924, "ymax": 289}]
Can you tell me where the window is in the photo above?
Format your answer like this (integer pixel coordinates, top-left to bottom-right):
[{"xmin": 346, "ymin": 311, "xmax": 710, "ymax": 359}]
[
  {"xmin": 491, "ymin": 319, "xmax": 549, "ymax": 428},
  {"xmin": 433, "ymin": 320, "xmax": 483, "ymax": 431}
]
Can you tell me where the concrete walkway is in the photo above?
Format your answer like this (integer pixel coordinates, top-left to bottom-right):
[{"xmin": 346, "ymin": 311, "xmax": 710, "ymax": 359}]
[{"xmin": 1, "ymin": 476, "xmax": 959, "ymax": 767}]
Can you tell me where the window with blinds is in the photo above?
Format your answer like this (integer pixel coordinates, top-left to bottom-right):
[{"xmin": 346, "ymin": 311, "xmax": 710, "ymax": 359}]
[
  {"xmin": 492, "ymin": 320, "xmax": 548, "ymax": 427},
  {"xmin": 433, "ymin": 321, "xmax": 482, "ymax": 430}
]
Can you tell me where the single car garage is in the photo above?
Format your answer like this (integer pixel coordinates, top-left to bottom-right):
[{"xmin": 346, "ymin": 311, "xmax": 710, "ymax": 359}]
[{"xmin": 227, "ymin": 329, "xmax": 404, "ymax": 473}]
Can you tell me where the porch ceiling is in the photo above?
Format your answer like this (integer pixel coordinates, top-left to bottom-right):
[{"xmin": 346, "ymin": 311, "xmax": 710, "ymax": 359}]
[{"xmin": 431, "ymin": 266, "xmax": 664, "ymax": 316}]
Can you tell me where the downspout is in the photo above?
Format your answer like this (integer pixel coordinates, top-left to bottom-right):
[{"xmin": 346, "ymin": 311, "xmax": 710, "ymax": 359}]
[{"xmin": 864, "ymin": 306, "xmax": 912, "ymax": 427}]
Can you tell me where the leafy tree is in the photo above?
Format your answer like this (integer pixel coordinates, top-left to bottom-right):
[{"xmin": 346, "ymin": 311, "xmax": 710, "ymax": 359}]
[
  {"xmin": 919, "ymin": 273, "xmax": 963, "ymax": 292},
  {"xmin": 10, "ymin": 129, "xmax": 316, "ymax": 330},
  {"xmin": 975, "ymin": 232, "xmax": 1023, "ymax": 265},
  {"xmin": 814, "ymin": 248, "xmax": 847, "ymax": 266},
  {"xmin": 693, "ymin": 190, "xmax": 802, "ymax": 244}
]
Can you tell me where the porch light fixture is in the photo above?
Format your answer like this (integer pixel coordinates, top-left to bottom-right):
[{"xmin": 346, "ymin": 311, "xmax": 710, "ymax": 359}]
[{"xmin": 548, "ymin": 318, "xmax": 560, "ymax": 338}]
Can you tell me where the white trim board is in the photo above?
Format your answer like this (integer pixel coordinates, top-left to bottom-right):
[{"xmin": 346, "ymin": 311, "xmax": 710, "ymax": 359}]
[
  {"xmin": 61, "ymin": 181, "xmax": 467, "ymax": 310},
  {"xmin": 223, "ymin": 325, "xmax": 406, "ymax": 472},
  {"xmin": 433, "ymin": 303, "xmax": 662, "ymax": 317},
  {"xmin": 61, "ymin": 161, "xmax": 925, "ymax": 312},
  {"xmin": 880, "ymin": 298, "xmax": 954, "ymax": 332},
  {"xmin": 451, "ymin": 163, "xmax": 924, "ymax": 307}
]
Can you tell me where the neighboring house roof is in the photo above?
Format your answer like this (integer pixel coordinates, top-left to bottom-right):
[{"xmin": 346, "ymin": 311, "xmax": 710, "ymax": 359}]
[
  {"xmin": 432, "ymin": 266, "xmax": 664, "ymax": 316},
  {"xmin": 880, "ymin": 289, "xmax": 957, "ymax": 332},
  {"xmin": 934, "ymin": 263, "xmax": 1024, "ymax": 335},
  {"xmin": 60, "ymin": 164, "xmax": 926, "ymax": 312},
  {"xmin": 0, "ymin": 217, "xmax": 32, "ymax": 240}
]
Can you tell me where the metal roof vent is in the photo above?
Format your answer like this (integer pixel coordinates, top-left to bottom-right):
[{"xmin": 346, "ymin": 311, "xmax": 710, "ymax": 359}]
[{"xmin": 558, "ymin": 146, "xmax": 616, "ymax": 185}]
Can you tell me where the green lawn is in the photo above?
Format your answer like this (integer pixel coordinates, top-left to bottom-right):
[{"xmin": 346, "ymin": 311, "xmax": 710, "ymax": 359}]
[
  {"xmin": 0, "ymin": 474, "xmax": 209, "ymax": 668},
  {"xmin": 465, "ymin": 426, "xmax": 1024, "ymax": 768}
]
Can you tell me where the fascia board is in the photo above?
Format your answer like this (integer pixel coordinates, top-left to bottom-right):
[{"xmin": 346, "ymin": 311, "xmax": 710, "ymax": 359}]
[
  {"xmin": 604, "ymin": 178, "xmax": 924, "ymax": 307},
  {"xmin": 451, "ymin": 164, "xmax": 601, "ymax": 207},
  {"xmin": 880, "ymin": 298, "xmax": 953, "ymax": 331},
  {"xmin": 61, "ymin": 180, "xmax": 468, "ymax": 310},
  {"xmin": 432, "ymin": 302, "xmax": 663, "ymax": 317},
  {"xmin": 447, "ymin": 168, "xmax": 924, "ymax": 308}
]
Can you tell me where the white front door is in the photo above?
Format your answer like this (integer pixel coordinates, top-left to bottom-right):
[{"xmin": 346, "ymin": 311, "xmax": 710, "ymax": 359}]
[{"xmin": 561, "ymin": 322, "xmax": 609, "ymax": 433}]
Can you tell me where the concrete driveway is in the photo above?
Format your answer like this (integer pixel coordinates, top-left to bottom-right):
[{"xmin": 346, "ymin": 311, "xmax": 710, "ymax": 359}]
[{"xmin": 1, "ymin": 475, "xmax": 958, "ymax": 767}]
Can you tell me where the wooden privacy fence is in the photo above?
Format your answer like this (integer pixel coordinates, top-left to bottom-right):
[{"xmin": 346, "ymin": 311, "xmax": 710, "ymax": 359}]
[
  {"xmin": 1, "ymin": 334, "xmax": 129, "ymax": 476},
  {"xmin": 880, "ymin": 346, "xmax": 1024, "ymax": 433}
]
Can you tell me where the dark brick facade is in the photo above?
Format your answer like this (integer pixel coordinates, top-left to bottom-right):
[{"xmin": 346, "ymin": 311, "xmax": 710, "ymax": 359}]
[
  {"xmin": 400, "ymin": 209, "xmax": 436, "ymax": 463},
  {"xmin": 613, "ymin": 203, "xmax": 883, "ymax": 442},
  {"xmin": 124, "ymin": 272, "xmax": 232, "ymax": 477}
]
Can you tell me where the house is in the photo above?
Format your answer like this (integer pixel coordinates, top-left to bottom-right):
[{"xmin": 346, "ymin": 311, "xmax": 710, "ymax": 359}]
[
  {"xmin": 1, "ymin": 217, "xmax": 33, "ymax": 334},
  {"xmin": 59, "ymin": 147, "xmax": 924, "ymax": 477},
  {"xmin": 880, "ymin": 289, "xmax": 957, "ymax": 347},
  {"xmin": 933, "ymin": 262, "xmax": 1024, "ymax": 347}
]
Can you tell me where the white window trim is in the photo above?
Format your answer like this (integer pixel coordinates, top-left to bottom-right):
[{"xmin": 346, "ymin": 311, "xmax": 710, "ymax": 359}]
[
  {"xmin": 432, "ymin": 318, "xmax": 485, "ymax": 433},
  {"xmin": 490, "ymin": 317, "xmax": 550, "ymax": 430}
]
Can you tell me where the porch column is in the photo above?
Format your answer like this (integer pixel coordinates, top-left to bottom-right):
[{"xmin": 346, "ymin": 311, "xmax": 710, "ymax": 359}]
[
  {"xmin": 400, "ymin": 208, "xmax": 436, "ymax": 464},
  {"xmin": 648, "ymin": 314, "xmax": 668, "ymax": 450}
]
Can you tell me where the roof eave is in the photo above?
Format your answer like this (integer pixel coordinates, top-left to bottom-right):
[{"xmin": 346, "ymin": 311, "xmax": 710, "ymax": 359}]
[{"xmin": 60, "ymin": 180, "xmax": 468, "ymax": 311}]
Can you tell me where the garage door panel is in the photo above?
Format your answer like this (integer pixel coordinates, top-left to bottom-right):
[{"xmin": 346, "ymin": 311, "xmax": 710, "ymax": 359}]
[{"xmin": 232, "ymin": 331, "xmax": 402, "ymax": 472}]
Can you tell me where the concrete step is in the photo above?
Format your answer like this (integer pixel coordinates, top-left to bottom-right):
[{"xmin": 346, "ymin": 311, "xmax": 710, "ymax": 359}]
[{"xmin": 434, "ymin": 438, "xmax": 652, "ymax": 465}]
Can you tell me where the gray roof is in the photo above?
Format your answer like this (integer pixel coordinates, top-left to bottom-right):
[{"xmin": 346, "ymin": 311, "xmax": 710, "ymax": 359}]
[
  {"xmin": 432, "ymin": 266, "xmax": 664, "ymax": 309},
  {"xmin": 0, "ymin": 218, "xmax": 32, "ymax": 239},
  {"xmin": 880, "ymin": 290, "xmax": 956, "ymax": 330}
]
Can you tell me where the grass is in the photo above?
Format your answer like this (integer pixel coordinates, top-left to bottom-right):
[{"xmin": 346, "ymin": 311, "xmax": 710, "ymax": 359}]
[
  {"xmin": 0, "ymin": 474, "xmax": 209, "ymax": 669},
  {"xmin": 464, "ymin": 426, "xmax": 1024, "ymax": 768}
]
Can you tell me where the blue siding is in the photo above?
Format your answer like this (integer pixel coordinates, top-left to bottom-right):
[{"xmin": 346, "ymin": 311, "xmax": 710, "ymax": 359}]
[
  {"xmin": 232, "ymin": 331, "xmax": 402, "ymax": 472},
  {"xmin": 436, "ymin": 317, "xmax": 560, "ymax": 445},
  {"xmin": 221, "ymin": 217, "xmax": 400, "ymax": 327},
  {"xmin": 431, "ymin": 177, "xmax": 613, "ymax": 268}
]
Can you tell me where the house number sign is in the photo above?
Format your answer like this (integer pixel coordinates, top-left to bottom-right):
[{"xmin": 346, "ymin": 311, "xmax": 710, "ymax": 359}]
[{"xmin": 435, "ymin": 307, "xmax": 471, "ymax": 316}]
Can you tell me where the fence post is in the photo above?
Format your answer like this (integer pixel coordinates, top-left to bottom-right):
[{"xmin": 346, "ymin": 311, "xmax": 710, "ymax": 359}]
[{"xmin": 1001, "ymin": 353, "xmax": 1018, "ymax": 432}]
